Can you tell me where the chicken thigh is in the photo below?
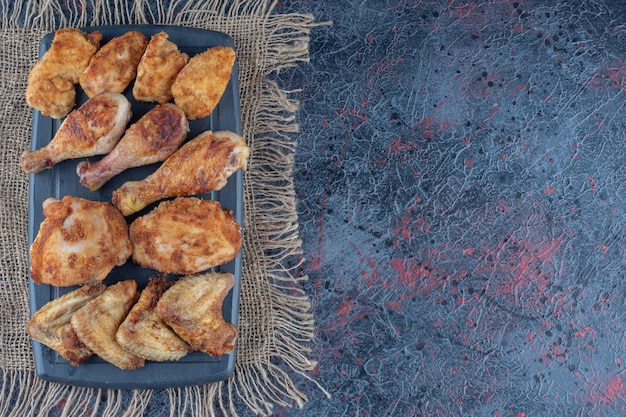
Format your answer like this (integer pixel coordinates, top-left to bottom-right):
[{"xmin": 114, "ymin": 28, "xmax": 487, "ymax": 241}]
[
  {"xmin": 76, "ymin": 103, "xmax": 188, "ymax": 190},
  {"xmin": 29, "ymin": 195, "xmax": 132, "ymax": 287},
  {"xmin": 21, "ymin": 92, "xmax": 131, "ymax": 174},
  {"xmin": 112, "ymin": 130, "xmax": 249, "ymax": 216},
  {"xmin": 129, "ymin": 197, "xmax": 242, "ymax": 275}
]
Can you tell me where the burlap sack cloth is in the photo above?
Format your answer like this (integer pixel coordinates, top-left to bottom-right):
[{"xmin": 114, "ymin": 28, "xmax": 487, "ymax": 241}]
[{"xmin": 0, "ymin": 1, "xmax": 328, "ymax": 415}]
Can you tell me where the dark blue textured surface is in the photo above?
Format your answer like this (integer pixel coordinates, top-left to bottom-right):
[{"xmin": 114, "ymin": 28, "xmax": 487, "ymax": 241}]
[{"xmin": 268, "ymin": 1, "xmax": 626, "ymax": 416}]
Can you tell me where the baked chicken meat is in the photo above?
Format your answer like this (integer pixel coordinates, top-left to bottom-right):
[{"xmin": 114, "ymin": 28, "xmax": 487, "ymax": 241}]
[
  {"xmin": 79, "ymin": 31, "xmax": 148, "ymax": 98},
  {"xmin": 29, "ymin": 195, "xmax": 132, "ymax": 287},
  {"xmin": 71, "ymin": 280, "xmax": 144, "ymax": 370},
  {"xmin": 26, "ymin": 283, "xmax": 106, "ymax": 366},
  {"xmin": 171, "ymin": 45, "xmax": 235, "ymax": 120},
  {"xmin": 26, "ymin": 27, "xmax": 102, "ymax": 119},
  {"xmin": 116, "ymin": 275, "xmax": 190, "ymax": 361},
  {"xmin": 112, "ymin": 130, "xmax": 249, "ymax": 216},
  {"xmin": 157, "ymin": 272, "xmax": 237, "ymax": 356},
  {"xmin": 129, "ymin": 197, "xmax": 242, "ymax": 275},
  {"xmin": 20, "ymin": 92, "xmax": 131, "ymax": 174},
  {"xmin": 133, "ymin": 32, "xmax": 189, "ymax": 104},
  {"xmin": 76, "ymin": 102, "xmax": 188, "ymax": 190}
]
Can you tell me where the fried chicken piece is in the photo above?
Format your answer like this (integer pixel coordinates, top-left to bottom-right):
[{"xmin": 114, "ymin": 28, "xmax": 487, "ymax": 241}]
[
  {"xmin": 112, "ymin": 130, "xmax": 249, "ymax": 216},
  {"xmin": 29, "ymin": 196, "xmax": 132, "ymax": 287},
  {"xmin": 26, "ymin": 28, "xmax": 102, "ymax": 119},
  {"xmin": 171, "ymin": 46, "xmax": 235, "ymax": 120},
  {"xmin": 79, "ymin": 31, "xmax": 148, "ymax": 98},
  {"xmin": 21, "ymin": 92, "xmax": 131, "ymax": 174},
  {"xmin": 133, "ymin": 32, "xmax": 189, "ymax": 104},
  {"xmin": 26, "ymin": 284, "xmax": 106, "ymax": 366},
  {"xmin": 116, "ymin": 275, "xmax": 190, "ymax": 361},
  {"xmin": 76, "ymin": 103, "xmax": 188, "ymax": 190},
  {"xmin": 157, "ymin": 272, "xmax": 237, "ymax": 356},
  {"xmin": 129, "ymin": 197, "xmax": 242, "ymax": 275},
  {"xmin": 71, "ymin": 280, "xmax": 144, "ymax": 370}
]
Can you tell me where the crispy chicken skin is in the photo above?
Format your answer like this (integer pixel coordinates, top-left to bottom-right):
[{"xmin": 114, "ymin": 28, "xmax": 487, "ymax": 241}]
[
  {"xmin": 116, "ymin": 275, "xmax": 191, "ymax": 361},
  {"xmin": 76, "ymin": 103, "xmax": 188, "ymax": 190},
  {"xmin": 71, "ymin": 280, "xmax": 144, "ymax": 370},
  {"xmin": 20, "ymin": 92, "xmax": 131, "ymax": 174},
  {"xmin": 79, "ymin": 31, "xmax": 148, "ymax": 98},
  {"xmin": 29, "ymin": 196, "xmax": 132, "ymax": 287},
  {"xmin": 129, "ymin": 197, "xmax": 242, "ymax": 275},
  {"xmin": 157, "ymin": 272, "xmax": 237, "ymax": 356},
  {"xmin": 133, "ymin": 32, "xmax": 189, "ymax": 104},
  {"xmin": 112, "ymin": 130, "xmax": 249, "ymax": 216},
  {"xmin": 26, "ymin": 284, "xmax": 105, "ymax": 366},
  {"xmin": 26, "ymin": 28, "xmax": 102, "ymax": 119},
  {"xmin": 171, "ymin": 46, "xmax": 235, "ymax": 120}
]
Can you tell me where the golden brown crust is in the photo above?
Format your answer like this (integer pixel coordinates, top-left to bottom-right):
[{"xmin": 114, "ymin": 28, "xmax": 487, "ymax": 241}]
[
  {"xmin": 26, "ymin": 284, "xmax": 106, "ymax": 366},
  {"xmin": 116, "ymin": 275, "xmax": 190, "ymax": 361},
  {"xmin": 26, "ymin": 28, "xmax": 102, "ymax": 118},
  {"xmin": 119, "ymin": 103, "xmax": 187, "ymax": 155},
  {"xmin": 29, "ymin": 196, "xmax": 132, "ymax": 287},
  {"xmin": 157, "ymin": 272, "xmax": 237, "ymax": 356},
  {"xmin": 79, "ymin": 31, "xmax": 148, "ymax": 98},
  {"xmin": 20, "ymin": 92, "xmax": 132, "ymax": 174},
  {"xmin": 129, "ymin": 197, "xmax": 242, "ymax": 275},
  {"xmin": 111, "ymin": 130, "xmax": 249, "ymax": 216},
  {"xmin": 76, "ymin": 102, "xmax": 188, "ymax": 190},
  {"xmin": 133, "ymin": 32, "xmax": 189, "ymax": 103},
  {"xmin": 171, "ymin": 46, "xmax": 235, "ymax": 120},
  {"xmin": 71, "ymin": 280, "xmax": 144, "ymax": 370},
  {"xmin": 59, "ymin": 325, "xmax": 94, "ymax": 366}
]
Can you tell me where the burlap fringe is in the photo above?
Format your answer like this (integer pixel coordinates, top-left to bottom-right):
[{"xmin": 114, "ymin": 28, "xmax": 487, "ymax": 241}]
[
  {"xmin": 0, "ymin": 369, "xmax": 157, "ymax": 416},
  {"xmin": 0, "ymin": 0, "xmax": 330, "ymax": 415}
]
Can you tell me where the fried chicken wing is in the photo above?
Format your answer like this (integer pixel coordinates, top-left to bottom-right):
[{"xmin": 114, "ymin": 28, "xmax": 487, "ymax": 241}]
[
  {"xmin": 71, "ymin": 280, "xmax": 144, "ymax": 370},
  {"xmin": 171, "ymin": 46, "xmax": 235, "ymax": 120},
  {"xmin": 112, "ymin": 130, "xmax": 249, "ymax": 216},
  {"xmin": 26, "ymin": 28, "xmax": 102, "ymax": 119},
  {"xmin": 157, "ymin": 272, "xmax": 237, "ymax": 356},
  {"xmin": 116, "ymin": 275, "xmax": 190, "ymax": 361},
  {"xmin": 26, "ymin": 284, "xmax": 106, "ymax": 366},
  {"xmin": 21, "ymin": 92, "xmax": 131, "ymax": 174},
  {"xmin": 79, "ymin": 31, "xmax": 148, "ymax": 98},
  {"xmin": 76, "ymin": 103, "xmax": 188, "ymax": 190},
  {"xmin": 133, "ymin": 32, "xmax": 189, "ymax": 104},
  {"xmin": 129, "ymin": 197, "xmax": 242, "ymax": 275},
  {"xmin": 29, "ymin": 196, "xmax": 132, "ymax": 287}
]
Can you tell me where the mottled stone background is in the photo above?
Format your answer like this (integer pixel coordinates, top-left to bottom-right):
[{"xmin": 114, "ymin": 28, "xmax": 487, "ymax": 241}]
[{"xmin": 267, "ymin": 1, "xmax": 626, "ymax": 416}]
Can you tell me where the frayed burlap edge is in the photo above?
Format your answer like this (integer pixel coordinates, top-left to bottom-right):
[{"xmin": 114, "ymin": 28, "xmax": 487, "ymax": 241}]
[{"xmin": 0, "ymin": 1, "xmax": 330, "ymax": 415}]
